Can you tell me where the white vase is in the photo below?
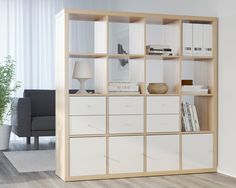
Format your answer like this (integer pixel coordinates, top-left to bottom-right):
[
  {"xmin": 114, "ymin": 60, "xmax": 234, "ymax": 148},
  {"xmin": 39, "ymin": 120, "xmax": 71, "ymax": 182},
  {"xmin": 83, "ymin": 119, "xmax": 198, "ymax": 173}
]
[{"xmin": 0, "ymin": 125, "xmax": 12, "ymax": 150}]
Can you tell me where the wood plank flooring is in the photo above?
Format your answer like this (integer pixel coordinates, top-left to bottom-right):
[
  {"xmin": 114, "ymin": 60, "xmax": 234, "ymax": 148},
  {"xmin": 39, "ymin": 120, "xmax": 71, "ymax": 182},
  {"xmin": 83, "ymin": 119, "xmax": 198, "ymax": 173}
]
[{"xmin": 1, "ymin": 134, "xmax": 236, "ymax": 188}]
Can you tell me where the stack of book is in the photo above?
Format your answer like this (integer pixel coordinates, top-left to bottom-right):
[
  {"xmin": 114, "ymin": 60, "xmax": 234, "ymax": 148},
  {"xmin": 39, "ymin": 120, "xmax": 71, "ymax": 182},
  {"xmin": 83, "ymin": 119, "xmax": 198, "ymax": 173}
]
[
  {"xmin": 108, "ymin": 82, "xmax": 140, "ymax": 94},
  {"xmin": 181, "ymin": 102, "xmax": 200, "ymax": 132},
  {"xmin": 146, "ymin": 45, "xmax": 173, "ymax": 56},
  {"xmin": 181, "ymin": 85, "xmax": 208, "ymax": 94}
]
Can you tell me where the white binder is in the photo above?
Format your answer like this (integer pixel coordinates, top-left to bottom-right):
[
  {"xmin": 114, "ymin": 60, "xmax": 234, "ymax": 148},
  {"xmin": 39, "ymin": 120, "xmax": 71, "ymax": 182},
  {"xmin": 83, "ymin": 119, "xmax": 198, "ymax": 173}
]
[
  {"xmin": 203, "ymin": 24, "xmax": 213, "ymax": 56},
  {"xmin": 183, "ymin": 23, "xmax": 193, "ymax": 56},
  {"xmin": 193, "ymin": 24, "xmax": 203, "ymax": 56}
]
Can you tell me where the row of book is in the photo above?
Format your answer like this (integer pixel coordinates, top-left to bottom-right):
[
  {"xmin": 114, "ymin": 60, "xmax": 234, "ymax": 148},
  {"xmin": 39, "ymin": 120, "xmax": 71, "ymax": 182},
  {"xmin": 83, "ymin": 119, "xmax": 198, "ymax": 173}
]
[
  {"xmin": 146, "ymin": 45, "xmax": 173, "ymax": 56},
  {"xmin": 181, "ymin": 85, "xmax": 208, "ymax": 94},
  {"xmin": 181, "ymin": 102, "xmax": 200, "ymax": 132},
  {"xmin": 108, "ymin": 82, "xmax": 140, "ymax": 94}
]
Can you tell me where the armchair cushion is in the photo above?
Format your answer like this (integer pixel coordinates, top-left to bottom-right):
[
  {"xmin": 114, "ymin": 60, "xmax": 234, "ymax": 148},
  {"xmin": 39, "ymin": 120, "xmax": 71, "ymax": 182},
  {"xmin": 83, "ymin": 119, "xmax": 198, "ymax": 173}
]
[
  {"xmin": 24, "ymin": 90, "xmax": 55, "ymax": 117},
  {"xmin": 32, "ymin": 116, "xmax": 55, "ymax": 131}
]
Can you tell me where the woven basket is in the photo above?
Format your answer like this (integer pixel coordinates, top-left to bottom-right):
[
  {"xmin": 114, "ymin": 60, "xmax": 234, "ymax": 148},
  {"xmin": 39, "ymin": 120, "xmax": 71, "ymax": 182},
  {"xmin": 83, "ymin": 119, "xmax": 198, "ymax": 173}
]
[{"xmin": 147, "ymin": 83, "xmax": 168, "ymax": 94}]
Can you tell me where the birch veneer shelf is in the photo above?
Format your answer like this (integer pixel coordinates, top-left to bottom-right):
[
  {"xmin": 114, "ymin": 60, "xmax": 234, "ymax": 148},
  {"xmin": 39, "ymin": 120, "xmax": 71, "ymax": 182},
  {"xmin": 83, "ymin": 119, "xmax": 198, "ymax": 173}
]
[{"xmin": 56, "ymin": 9, "xmax": 218, "ymax": 181}]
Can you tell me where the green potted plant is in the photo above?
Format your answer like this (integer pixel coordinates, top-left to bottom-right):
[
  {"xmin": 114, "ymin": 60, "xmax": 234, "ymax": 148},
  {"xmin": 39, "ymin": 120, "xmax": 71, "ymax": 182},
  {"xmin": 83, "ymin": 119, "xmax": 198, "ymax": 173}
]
[{"xmin": 0, "ymin": 56, "xmax": 20, "ymax": 150}]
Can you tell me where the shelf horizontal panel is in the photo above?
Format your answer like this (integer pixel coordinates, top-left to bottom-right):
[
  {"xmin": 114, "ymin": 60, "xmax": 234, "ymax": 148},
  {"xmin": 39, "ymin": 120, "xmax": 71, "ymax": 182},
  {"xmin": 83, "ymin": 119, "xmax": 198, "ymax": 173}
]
[
  {"xmin": 69, "ymin": 53, "xmax": 107, "ymax": 58},
  {"xmin": 69, "ymin": 13, "xmax": 106, "ymax": 21},
  {"xmin": 108, "ymin": 54, "xmax": 145, "ymax": 59},
  {"xmin": 108, "ymin": 16, "xmax": 145, "ymax": 23},
  {"xmin": 69, "ymin": 93, "xmax": 107, "ymax": 97},
  {"xmin": 182, "ymin": 56, "xmax": 213, "ymax": 61},
  {"xmin": 146, "ymin": 55, "xmax": 181, "ymax": 60},
  {"xmin": 181, "ymin": 93, "xmax": 214, "ymax": 97},
  {"xmin": 147, "ymin": 93, "xmax": 180, "ymax": 96},
  {"xmin": 181, "ymin": 131, "xmax": 214, "ymax": 135}
]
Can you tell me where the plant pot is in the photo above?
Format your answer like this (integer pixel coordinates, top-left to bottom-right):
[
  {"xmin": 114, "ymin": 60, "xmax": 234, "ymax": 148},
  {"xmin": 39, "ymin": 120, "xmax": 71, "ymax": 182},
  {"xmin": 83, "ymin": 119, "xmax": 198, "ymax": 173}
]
[{"xmin": 0, "ymin": 125, "xmax": 12, "ymax": 150}]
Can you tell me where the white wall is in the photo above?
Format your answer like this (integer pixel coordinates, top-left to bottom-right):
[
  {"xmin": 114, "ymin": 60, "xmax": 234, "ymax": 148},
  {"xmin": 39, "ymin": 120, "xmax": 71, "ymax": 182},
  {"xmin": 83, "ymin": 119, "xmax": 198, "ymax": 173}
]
[{"xmin": 217, "ymin": 0, "xmax": 236, "ymax": 178}]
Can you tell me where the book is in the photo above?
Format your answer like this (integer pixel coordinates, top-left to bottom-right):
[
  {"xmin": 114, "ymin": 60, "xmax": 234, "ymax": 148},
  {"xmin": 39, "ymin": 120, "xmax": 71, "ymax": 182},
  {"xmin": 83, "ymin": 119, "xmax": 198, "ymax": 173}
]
[
  {"xmin": 188, "ymin": 103, "xmax": 197, "ymax": 131},
  {"xmin": 181, "ymin": 85, "xmax": 209, "ymax": 94},
  {"xmin": 182, "ymin": 102, "xmax": 191, "ymax": 132},
  {"xmin": 181, "ymin": 102, "xmax": 200, "ymax": 132},
  {"xmin": 192, "ymin": 105, "xmax": 200, "ymax": 131},
  {"xmin": 108, "ymin": 82, "xmax": 139, "ymax": 92}
]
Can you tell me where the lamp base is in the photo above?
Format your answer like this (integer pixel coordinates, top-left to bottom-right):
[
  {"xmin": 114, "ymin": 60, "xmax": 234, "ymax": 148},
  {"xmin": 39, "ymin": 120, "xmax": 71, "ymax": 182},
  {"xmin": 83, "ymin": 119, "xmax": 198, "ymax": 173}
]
[{"xmin": 76, "ymin": 78, "xmax": 89, "ymax": 94}]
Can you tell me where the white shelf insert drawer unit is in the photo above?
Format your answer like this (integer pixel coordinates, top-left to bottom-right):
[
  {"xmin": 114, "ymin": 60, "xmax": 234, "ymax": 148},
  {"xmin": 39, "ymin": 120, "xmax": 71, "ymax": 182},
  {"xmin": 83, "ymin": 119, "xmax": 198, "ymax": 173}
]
[
  {"xmin": 70, "ymin": 116, "xmax": 106, "ymax": 135},
  {"xmin": 109, "ymin": 115, "xmax": 143, "ymax": 133},
  {"xmin": 69, "ymin": 97, "xmax": 106, "ymax": 115},
  {"xmin": 70, "ymin": 137, "xmax": 106, "ymax": 176},
  {"xmin": 109, "ymin": 136, "xmax": 143, "ymax": 174},
  {"xmin": 147, "ymin": 96, "xmax": 180, "ymax": 114},
  {"xmin": 147, "ymin": 114, "xmax": 180, "ymax": 132},
  {"xmin": 109, "ymin": 97, "xmax": 144, "ymax": 115},
  {"xmin": 147, "ymin": 135, "xmax": 180, "ymax": 172},
  {"xmin": 182, "ymin": 134, "xmax": 213, "ymax": 170}
]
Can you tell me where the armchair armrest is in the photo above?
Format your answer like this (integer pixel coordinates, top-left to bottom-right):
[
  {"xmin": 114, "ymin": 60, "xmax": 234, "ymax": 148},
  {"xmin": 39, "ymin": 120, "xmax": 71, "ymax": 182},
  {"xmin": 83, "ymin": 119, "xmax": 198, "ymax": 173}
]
[{"xmin": 11, "ymin": 97, "xmax": 31, "ymax": 137}]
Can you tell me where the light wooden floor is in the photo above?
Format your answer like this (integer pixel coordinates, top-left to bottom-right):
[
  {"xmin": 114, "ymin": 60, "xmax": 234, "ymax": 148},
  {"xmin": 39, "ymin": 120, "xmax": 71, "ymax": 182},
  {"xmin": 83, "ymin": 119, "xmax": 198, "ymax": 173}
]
[{"xmin": 1, "ymin": 135, "xmax": 236, "ymax": 188}]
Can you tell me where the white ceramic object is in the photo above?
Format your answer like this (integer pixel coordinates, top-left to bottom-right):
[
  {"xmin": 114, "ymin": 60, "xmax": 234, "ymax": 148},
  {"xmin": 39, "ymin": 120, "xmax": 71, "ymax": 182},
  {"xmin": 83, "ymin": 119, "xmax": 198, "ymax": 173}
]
[{"xmin": 0, "ymin": 125, "xmax": 11, "ymax": 150}]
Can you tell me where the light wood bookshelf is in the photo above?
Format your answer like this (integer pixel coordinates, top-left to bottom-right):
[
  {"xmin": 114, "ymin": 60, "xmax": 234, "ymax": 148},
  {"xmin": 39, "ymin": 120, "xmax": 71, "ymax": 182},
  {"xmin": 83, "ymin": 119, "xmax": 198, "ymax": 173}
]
[{"xmin": 56, "ymin": 9, "xmax": 218, "ymax": 181}]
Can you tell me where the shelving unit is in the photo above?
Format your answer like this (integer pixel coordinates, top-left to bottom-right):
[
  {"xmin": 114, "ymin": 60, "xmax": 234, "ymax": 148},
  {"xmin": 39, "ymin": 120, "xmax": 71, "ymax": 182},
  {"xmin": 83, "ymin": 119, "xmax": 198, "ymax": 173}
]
[{"xmin": 56, "ymin": 9, "xmax": 218, "ymax": 181}]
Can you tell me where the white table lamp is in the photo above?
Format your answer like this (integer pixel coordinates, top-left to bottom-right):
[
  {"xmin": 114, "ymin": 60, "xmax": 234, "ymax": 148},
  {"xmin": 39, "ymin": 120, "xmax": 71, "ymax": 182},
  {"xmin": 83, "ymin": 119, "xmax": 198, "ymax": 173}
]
[{"xmin": 72, "ymin": 61, "xmax": 93, "ymax": 94}]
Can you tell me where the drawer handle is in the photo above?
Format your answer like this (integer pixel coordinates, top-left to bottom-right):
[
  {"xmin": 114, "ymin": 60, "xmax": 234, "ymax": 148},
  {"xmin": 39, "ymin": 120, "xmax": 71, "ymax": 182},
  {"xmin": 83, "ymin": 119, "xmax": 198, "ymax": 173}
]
[
  {"xmin": 125, "ymin": 123, "xmax": 131, "ymax": 127},
  {"xmin": 105, "ymin": 155, "xmax": 120, "ymax": 163},
  {"xmin": 161, "ymin": 103, "xmax": 167, "ymax": 107},
  {"xmin": 87, "ymin": 124, "xmax": 104, "ymax": 132},
  {"xmin": 87, "ymin": 104, "xmax": 92, "ymax": 108},
  {"xmin": 124, "ymin": 104, "xmax": 131, "ymax": 108},
  {"xmin": 161, "ymin": 122, "xmax": 167, "ymax": 126}
]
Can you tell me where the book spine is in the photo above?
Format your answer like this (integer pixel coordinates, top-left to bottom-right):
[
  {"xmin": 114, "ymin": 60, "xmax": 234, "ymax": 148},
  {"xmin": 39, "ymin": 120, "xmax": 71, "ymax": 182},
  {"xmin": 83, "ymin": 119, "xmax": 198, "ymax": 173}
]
[
  {"xmin": 108, "ymin": 85, "xmax": 139, "ymax": 92},
  {"xmin": 182, "ymin": 102, "xmax": 190, "ymax": 132},
  {"xmin": 186, "ymin": 102, "xmax": 193, "ymax": 132},
  {"xmin": 189, "ymin": 103, "xmax": 197, "ymax": 131},
  {"xmin": 193, "ymin": 105, "xmax": 200, "ymax": 131}
]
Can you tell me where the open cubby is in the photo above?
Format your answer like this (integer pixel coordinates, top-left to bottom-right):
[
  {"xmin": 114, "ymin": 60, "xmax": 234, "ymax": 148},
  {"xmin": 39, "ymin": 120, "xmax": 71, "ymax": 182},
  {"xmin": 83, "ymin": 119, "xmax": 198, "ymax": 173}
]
[
  {"xmin": 146, "ymin": 19, "xmax": 181, "ymax": 56},
  {"xmin": 108, "ymin": 57, "xmax": 145, "ymax": 94},
  {"xmin": 181, "ymin": 96, "xmax": 214, "ymax": 132},
  {"xmin": 181, "ymin": 60, "xmax": 214, "ymax": 94},
  {"xmin": 69, "ymin": 16, "xmax": 107, "ymax": 54},
  {"xmin": 146, "ymin": 59, "xmax": 180, "ymax": 94},
  {"xmin": 108, "ymin": 16, "xmax": 145, "ymax": 55},
  {"xmin": 69, "ymin": 57, "xmax": 107, "ymax": 94}
]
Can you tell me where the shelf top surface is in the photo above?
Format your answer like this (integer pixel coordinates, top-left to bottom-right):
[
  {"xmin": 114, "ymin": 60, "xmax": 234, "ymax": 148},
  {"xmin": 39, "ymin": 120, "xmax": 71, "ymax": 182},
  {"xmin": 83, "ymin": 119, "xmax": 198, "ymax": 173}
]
[{"xmin": 57, "ymin": 9, "xmax": 218, "ymax": 22}]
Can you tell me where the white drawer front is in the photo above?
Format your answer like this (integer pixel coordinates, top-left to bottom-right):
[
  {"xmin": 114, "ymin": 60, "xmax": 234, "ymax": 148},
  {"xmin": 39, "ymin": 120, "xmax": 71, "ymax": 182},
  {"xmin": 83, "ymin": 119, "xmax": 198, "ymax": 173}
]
[
  {"xmin": 70, "ymin": 137, "xmax": 106, "ymax": 176},
  {"xmin": 69, "ymin": 97, "xmax": 106, "ymax": 115},
  {"xmin": 147, "ymin": 135, "xmax": 180, "ymax": 172},
  {"xmin": 147, "ymin": 96, "xmax": 180, "ymax": 114},
  {"xmin": 147, "ymin": 115, "xmax": 179, "ymax": 132},
  {"xmin": 182, "ymin": 134, "xmax": 213, "ymax": 170},
  {"xmin": 109, "ymin": 136, "xmax": 143, "ymax": 174},
  {"xmin": 109, "ymin": 97, "xmax": 143, "ymax": 115},
  {"xmin": 70, "ymin": 116, "xmax": 106, "ymax": 135},
  {"xmin": 109, "ymin": 115, "xmax": 143, "ymax": 133}
]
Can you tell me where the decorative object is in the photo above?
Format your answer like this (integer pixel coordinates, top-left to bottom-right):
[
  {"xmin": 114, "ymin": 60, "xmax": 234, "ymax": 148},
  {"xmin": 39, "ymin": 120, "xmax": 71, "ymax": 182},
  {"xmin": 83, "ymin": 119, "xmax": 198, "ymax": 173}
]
[
  {"xmin": 72, "ymin": 61, "xmax": 93, "ymax": 94},
  {"xmin": 146, "ymin": 45, "xmax": 173, "ymax": 56},
  {"xmin": 182, "ymin": 79, "xmax": 193, "ymax": 85},
  {"xmin": 118, "ymin": 43, "xmax": 129, "ymax": 67},
  {"xmin": 147, "ymin": 83, "xmax": 168, "ymax": 94},
  {"xmin": 0, "ymin": 56, "xmax": 20, "ymax": 150}
]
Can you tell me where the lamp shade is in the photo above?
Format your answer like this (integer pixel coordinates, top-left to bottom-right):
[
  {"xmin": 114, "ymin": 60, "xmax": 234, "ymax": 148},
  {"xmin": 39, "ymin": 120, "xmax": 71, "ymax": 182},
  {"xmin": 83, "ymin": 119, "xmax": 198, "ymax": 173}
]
[{"xmin": 72, "ymin": 61, "xmax": 93, "ymax": 79}]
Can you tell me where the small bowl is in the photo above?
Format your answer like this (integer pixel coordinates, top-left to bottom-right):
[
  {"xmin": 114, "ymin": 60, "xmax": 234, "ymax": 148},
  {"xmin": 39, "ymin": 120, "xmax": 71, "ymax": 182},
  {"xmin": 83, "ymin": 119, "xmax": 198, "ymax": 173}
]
[{"xmin": 147, "ymin": 83, "xmax": 168, "ymax": 94}]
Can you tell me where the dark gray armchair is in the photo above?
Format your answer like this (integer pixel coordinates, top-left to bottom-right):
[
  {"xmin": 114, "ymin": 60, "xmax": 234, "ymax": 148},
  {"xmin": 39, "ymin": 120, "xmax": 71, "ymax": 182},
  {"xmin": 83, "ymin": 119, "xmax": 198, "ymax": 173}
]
[{"xmin": 11, "ymin": 90, "xmax": 55, "ymax": 149}]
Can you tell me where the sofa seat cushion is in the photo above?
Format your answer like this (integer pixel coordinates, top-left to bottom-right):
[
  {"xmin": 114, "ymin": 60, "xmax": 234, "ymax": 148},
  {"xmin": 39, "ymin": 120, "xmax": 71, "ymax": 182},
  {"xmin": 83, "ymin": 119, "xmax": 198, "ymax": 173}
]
[{"xmin": 32, "ymin": 116, "xmax": 55, "ymax": 131}]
